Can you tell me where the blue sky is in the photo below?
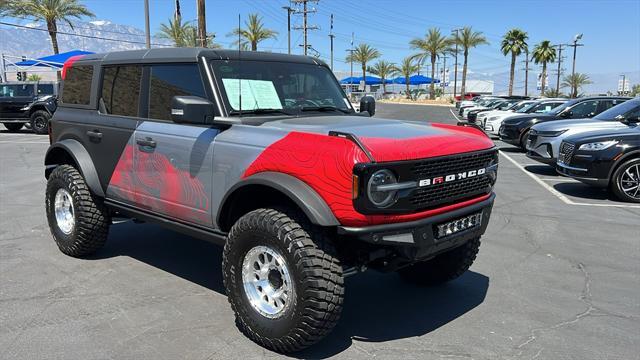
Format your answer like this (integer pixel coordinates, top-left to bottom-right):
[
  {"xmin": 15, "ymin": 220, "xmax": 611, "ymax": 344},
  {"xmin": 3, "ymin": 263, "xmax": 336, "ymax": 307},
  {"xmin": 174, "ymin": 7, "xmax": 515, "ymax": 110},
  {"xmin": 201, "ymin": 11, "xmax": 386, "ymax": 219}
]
[{"xmin": 15, "ymin": 0, "xmax": 640, "ymax": 92}]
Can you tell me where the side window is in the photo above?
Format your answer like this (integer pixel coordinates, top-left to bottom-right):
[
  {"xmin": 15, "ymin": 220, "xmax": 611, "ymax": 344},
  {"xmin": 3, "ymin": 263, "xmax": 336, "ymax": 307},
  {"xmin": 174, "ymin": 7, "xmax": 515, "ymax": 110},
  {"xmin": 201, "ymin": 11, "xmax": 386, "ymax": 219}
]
[
  {"xmin": 37, "ymin": 84, "xmax": 54, "ymax": 95},
  {"xmin": 598, "ymin": 100, "xmax": 616, "ymax": 112},
  {"xmin": 569, "ymin": 100, "xmax": 599, "ymax": 118},
  {"xmin": 148, "ymin": 64, "xmax": 207, "ymax": 121},
  {"xmin": 624, "ymin": 106, "xmax": 640, "ymax": 119},
  {"xmin": 101, "ymin": 65, "xmax": 142, "ymax": 117},
  {"xmin": 62, "ymin": 65, "xmax": 93, "ymax": 105}
]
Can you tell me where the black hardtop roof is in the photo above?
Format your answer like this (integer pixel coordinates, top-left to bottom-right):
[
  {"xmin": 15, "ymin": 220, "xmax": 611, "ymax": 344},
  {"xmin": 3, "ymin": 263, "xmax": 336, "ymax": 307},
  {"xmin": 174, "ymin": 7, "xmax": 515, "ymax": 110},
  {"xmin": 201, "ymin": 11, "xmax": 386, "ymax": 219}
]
[{"xmin": 77, "ymin": 47, "xmax": 325, "ymax": 66}]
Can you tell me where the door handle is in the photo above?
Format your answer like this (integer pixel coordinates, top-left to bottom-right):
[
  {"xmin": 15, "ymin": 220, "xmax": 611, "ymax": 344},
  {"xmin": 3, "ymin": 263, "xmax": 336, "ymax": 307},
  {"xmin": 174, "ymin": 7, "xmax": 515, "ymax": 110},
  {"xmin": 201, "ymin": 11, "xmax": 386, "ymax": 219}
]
[
  {"xmin": 136, "ymin": 137, "xmax": 157, "ymax": 148},
  {"xmin": 86, "ymin": 130, "xmax": 102, "ymax": 141}
]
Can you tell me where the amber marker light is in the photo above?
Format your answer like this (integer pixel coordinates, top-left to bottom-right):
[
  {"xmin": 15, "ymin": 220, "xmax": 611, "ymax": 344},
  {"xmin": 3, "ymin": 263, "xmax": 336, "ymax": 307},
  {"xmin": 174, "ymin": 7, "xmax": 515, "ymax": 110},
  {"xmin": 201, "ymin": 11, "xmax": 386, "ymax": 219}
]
[{"xmin": 352, "ymin": 175, "xmax": 359, "ymax": 199}]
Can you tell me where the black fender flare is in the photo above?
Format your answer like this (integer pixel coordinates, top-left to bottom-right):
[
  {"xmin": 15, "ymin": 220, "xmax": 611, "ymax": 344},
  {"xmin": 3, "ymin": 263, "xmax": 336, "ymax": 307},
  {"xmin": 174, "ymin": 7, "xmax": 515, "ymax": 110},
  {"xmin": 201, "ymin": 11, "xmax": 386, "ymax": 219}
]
[
  {"xmin": 44, "ymin": 139, "xmax": 105, "ymax": 197},
  {"xmin": 217, "ymin": 172, "xmax": 339, "ymax": 228}
]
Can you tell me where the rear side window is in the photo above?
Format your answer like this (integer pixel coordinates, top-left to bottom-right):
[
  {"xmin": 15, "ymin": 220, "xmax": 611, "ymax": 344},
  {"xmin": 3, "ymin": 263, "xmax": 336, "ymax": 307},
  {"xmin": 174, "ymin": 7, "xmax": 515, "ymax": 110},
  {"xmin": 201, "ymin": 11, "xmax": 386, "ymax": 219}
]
[
  {"xmin": 148, "ymin": 64, "xmax": 207, "ymax": 121},
  {"xmin": 62, "ymin": 65, "xmax": 93, "ymax": 105},
  {"xmin": 101, "ymin": 66, "xmax": 142, "ymax": 117},
  {"xmin": 37, "ymin": 84, "xmax": 54, "ymax": 95}
]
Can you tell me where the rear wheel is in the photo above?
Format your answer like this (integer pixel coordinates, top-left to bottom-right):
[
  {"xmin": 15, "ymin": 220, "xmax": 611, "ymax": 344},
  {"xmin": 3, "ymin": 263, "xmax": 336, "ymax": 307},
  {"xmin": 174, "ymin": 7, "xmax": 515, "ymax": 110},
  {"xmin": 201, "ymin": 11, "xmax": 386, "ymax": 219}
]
[
  {"xmin": 2, "ymin": 122, "xmax": 24, "ymax": 132},
  {"xmin": 611, "ymin": 158, "xmax": 640, "ymax": 203},
  {"xmin": 46, "ymin": 165, "xmax": 110, "ymax": 257},
  {"xmin": 398, "ymin": 237, "xmax": 481, "ymax": 286},
  {"xmin": 222, "ymin": 208, "xmax": 344, "ymax": 353},
  {"xmin": 30, "ymin": 110, "xmax": 50, "ymax": 135}
]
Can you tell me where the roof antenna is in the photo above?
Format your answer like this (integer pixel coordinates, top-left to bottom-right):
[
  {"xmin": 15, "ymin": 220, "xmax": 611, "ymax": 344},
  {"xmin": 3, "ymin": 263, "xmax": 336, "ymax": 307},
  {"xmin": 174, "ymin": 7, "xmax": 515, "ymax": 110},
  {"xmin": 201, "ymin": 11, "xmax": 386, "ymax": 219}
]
[{"xmin": 238, "ymin": 13, "xmax": 242, "ymax": 117}]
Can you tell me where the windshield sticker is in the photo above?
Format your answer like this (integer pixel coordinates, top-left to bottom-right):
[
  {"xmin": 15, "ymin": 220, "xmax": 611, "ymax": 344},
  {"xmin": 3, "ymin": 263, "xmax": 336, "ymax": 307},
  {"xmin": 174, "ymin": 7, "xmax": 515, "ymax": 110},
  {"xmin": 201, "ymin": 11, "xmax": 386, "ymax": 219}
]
[{"xmin": 222, "ymin": 79, "xmax": 283, "ymax": 111}]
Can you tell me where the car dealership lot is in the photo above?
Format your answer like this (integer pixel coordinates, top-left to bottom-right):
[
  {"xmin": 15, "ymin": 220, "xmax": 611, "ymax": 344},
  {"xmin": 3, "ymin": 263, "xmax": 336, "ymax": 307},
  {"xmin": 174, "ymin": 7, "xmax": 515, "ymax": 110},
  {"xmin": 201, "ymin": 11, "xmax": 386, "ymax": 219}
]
[{"xmin": 1, "ymin": 105, "xmax": 638, "ymax": 359}]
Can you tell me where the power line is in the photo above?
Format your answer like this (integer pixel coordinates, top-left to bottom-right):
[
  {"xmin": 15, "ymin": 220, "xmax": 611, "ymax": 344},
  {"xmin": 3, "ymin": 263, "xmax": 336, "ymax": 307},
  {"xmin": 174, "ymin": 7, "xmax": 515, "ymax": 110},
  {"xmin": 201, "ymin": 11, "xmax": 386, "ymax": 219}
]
[{"xmin": 292, "ymin": 0, "xmax": 319, "ymax": 56}]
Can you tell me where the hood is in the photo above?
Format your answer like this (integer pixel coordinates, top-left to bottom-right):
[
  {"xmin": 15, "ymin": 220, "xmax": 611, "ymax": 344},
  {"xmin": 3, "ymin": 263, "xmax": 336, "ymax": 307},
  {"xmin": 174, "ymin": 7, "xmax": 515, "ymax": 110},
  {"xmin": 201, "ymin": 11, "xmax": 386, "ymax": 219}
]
[
  {"xmin": 262, "ymin": 116, "xmax": 495, "ymax": 162},
  {"xmin": 565, "ymin": 127, "xmax": 640, "ymax": 144},
  {"xmin": 503, "ymin": 113, "xmax": 556, "ymax": 125},
  {"xmin": 532, "ymin": 118, "xmax": 618, "ymax": 132}
]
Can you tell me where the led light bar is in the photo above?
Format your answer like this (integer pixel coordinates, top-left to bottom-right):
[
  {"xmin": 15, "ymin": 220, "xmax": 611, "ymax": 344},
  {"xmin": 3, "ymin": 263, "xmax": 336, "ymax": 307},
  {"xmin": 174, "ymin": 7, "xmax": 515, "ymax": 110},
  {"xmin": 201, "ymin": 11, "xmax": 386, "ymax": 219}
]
[{"xmin": 436, "ymin": 212, "xmax": 483, "ymax": 239}]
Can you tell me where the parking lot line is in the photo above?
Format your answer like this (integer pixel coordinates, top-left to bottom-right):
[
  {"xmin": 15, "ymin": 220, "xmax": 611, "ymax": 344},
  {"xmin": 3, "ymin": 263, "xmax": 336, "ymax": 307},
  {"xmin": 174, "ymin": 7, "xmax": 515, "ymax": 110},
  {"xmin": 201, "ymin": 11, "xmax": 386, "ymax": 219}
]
[
  {"xmin": 499, "ymin": 150, "xmax": 640, "ymax": 209},
  {"xmin": 0, "ymin": 140, "xmax": 50, "ymax": 144},
  {"xmin": 449, "ymin": 108, "xmax": 460, "ymax": 119}
]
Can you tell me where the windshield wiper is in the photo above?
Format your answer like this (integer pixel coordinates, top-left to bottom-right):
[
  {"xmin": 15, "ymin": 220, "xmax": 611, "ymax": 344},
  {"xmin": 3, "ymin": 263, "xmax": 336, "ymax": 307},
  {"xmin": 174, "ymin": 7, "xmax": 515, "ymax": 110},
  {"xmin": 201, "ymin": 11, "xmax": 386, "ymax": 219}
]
[
  {"xmin": 300, "ymin": 106, "xmax": 352, "ymax": 114},
  {"xmin": 230, "ymin": 108, "xmax": 293, "ymax": 116}
]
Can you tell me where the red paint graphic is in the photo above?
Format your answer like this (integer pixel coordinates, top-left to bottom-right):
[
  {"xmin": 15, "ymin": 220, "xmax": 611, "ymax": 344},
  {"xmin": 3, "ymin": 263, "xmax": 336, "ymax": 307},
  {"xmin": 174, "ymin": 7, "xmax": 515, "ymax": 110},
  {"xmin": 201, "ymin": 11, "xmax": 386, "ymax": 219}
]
[
  {"xmin": 109, "ymin": 145, "xmax": 210, "ymax": 224},
  {"xmin": 244, "ymin": 130, "xmax": 493, "ymax": 227}
]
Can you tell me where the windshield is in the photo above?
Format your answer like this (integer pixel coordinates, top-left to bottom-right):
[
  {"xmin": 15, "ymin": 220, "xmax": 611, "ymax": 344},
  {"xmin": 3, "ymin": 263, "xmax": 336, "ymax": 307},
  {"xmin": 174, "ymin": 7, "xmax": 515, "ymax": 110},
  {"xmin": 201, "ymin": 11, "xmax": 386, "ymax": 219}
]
[
  {"xmin": 212, "ymin": 60, "xmax": 352, "ymax": 115},
  {"xmin": 593, "ymin": 100, "xmax": 639, "ymax": 120},
  {"xmin": 511, "ymin": 101, "xmax": 533, "ymax": 112},
  {"xmin": 0, "ymin": 84, "xmax": 35, "ymax": 97}
]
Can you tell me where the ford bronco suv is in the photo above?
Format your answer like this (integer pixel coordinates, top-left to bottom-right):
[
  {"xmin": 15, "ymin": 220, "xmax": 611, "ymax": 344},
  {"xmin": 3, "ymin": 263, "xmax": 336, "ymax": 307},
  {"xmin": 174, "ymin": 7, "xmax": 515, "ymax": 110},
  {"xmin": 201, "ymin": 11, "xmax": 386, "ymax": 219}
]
[
  {"xmin": 44, "ymin": 49, "xmax": 498, "ymax": 353},
  {"xmin": 1, "ymin": 81, "xmax": 58, "ymax": 134}
]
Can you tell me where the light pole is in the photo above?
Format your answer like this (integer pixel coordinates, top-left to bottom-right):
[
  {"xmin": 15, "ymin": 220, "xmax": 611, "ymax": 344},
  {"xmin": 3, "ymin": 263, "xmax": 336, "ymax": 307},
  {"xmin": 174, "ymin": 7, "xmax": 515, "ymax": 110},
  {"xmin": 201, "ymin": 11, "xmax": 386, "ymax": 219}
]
[
  {"xmin": 282, "ymin": 6, "xmax": 293, "ymax": 54},
  {"xmin": 569, "ymin": 33, "xmax": 583, "ymax": 97},
  {"xmin": 451, "ymin": 28, "xmax": 461, "ymax": 100}
]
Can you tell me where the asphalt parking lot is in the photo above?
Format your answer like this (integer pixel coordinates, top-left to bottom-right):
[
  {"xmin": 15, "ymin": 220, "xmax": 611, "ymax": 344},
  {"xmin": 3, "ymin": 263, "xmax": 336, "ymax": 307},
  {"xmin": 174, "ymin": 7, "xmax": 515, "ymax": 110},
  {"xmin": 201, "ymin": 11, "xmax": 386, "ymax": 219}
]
[{"xmin": 1, "ymin": 104, "xmax": 639, "ymax": 359}]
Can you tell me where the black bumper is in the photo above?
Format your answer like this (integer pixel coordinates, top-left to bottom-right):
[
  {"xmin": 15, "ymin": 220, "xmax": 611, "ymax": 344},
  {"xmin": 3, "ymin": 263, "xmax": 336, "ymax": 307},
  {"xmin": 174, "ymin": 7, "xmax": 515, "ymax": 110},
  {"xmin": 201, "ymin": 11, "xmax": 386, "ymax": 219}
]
[
  {"xmin": 338, "ymin": 193, "xmax": 495, "ymax": 260},
  {"xmin": 555, "ymin": 153, "xmax": 614, "ymax": 187}
]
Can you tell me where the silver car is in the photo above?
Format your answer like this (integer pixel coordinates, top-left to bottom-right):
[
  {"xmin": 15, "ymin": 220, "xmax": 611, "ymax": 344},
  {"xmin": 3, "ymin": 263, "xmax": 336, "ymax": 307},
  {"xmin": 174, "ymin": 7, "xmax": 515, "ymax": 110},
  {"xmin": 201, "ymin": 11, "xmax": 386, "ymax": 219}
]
[{"xmin": 526, "ymin": 97, "xmax": 638, "ymax": 165}]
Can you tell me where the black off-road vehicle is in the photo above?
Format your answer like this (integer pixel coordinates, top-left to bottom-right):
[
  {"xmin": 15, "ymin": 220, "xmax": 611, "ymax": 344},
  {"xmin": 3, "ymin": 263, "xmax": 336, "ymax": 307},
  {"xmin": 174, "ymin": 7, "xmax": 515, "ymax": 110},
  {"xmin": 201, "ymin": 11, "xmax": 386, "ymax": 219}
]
[
  {"xmin": 0, "ymin": 81, "xmax": 58, "ymax": 134},
  {"xmin": 45, "ymin": 48, "xmax": 498, "ymax": 352}
]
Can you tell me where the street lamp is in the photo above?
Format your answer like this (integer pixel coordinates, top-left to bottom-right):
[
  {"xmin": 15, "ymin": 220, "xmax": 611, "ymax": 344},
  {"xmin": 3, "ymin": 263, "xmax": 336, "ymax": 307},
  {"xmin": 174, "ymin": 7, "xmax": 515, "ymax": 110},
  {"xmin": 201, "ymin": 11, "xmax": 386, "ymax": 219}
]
[{"xmin": 570, "ymin": 33, "xmax": 584, "ymax": 97}]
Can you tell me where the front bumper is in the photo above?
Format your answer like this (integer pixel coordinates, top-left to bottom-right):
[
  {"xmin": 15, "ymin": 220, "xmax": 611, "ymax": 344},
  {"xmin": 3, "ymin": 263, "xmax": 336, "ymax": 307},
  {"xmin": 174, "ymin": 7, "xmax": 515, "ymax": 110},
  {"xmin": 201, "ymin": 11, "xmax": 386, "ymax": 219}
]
[
  {"xmin": 499, "ymin": 124, "xmax": 522, "ymax": 145},
  {"xmin": 338, "ymin": 193, "xmax": 495, "ymax": 260},
  {"xmin": 555, "ymin": 149, "xmax": 617, "ymax": 187},
  {"xmin": 525, "ymin": 134, "xmax": 559, "ymax": 165}
]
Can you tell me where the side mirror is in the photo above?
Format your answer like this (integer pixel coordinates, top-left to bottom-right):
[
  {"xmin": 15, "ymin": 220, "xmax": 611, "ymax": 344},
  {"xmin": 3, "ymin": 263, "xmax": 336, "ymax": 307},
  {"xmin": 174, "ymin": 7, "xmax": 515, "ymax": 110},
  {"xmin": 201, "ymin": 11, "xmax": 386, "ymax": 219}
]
[
  {"xmin": 171, "ymin": 96, "xmax": 215, "ymax": 124},
  {"xmin": 359, "ymin": 96, "xmax": 376, "ymax": 117}
]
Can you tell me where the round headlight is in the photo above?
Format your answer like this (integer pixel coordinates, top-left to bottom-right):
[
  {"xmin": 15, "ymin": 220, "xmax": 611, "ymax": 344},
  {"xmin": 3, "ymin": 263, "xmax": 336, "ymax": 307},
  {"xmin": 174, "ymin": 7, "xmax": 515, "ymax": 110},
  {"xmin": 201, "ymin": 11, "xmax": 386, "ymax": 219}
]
[{"xmin": 367, "ymin": 169, "xmax": 398, "ymax": 208}]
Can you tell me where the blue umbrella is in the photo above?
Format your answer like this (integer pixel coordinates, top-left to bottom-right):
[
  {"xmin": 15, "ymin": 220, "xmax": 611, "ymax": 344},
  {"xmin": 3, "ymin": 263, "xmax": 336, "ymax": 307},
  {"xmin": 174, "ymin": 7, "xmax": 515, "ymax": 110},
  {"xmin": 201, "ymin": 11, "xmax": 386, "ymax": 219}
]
[
  {"xmin": 15, "ymin": 50, "xmax": 94, "ymax": 68},
  {"xmin": 392, "ymin": 75, "xmax": 440, "ymax": 85},
  {"xmin": 340, "ymin": 76, "xmax": 392, "ymax": 85}
]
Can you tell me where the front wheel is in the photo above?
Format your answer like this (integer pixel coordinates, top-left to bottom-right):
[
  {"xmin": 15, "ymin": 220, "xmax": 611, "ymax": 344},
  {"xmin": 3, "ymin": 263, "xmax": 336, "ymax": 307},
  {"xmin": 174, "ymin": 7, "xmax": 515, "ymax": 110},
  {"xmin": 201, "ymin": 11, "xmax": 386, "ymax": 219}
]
[
  {"xmin": 398, "ymin": 237, "xmax": 481, "ymax": 286},
  {"xmin": 611, "ymin": 158, "xmax": 640, "ymax": 203},
  {"xmin": 30, "ymin": 110, "xmax": 51, "ymax": 134},
  {"xmin": 2, "ymin": 122, "xmax": 24, "ymax": 132},
  {"xmin": 222, "ymin": 208, "xmax": 344, "ymax": 353}
]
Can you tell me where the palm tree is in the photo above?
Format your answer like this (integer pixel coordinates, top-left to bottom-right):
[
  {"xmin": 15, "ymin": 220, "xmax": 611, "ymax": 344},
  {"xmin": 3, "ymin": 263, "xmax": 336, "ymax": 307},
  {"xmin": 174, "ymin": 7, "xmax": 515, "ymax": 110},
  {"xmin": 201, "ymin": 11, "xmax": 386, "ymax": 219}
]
[
  {"xmin": 453, "ymin": 27, "xmax": 489, "ymax": 100},
  {"xmin": 410, "ymin": 28, "xmax": 452, "ymax": 99},
  {"xmin": 6, "ymin": 0, "xmax": 94, "ymax": 55},
  {"xmin": 228, "ymin": 13, "xmax": 277, "ymax": 51},
  {"xmin": 158, "ymin": 17, "xmax": 193, "ymax": 47},
  {"xmin": 531, "ymin": 40, "xmax": 556, "ymax": 96},
  {"xmin": 395, "ymin": 57, "xmax": 420, "ymax": 99},
  {"xmin": 543, "ymin": 88, "xmax": 564, "ymax": 98},
  {"xmin": 346, "ymin": 43, "xmax": 381, "ymax": 86},
  {"xmin": 368, "ymin": 60, "xmax": 396, "ymax": 94},
  {"xmin": 562, "ymin": 73, "xmax": 592, "ymax": 98},
  {"xmin": 501, "ymin": 28, "xmax": 528, "ymax": 96}
]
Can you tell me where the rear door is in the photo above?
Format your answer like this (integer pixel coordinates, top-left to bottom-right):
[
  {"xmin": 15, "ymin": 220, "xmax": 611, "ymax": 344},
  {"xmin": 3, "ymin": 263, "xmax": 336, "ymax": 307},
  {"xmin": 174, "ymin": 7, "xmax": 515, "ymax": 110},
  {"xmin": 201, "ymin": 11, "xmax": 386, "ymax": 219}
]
[{"xmin": 132, "ymin": 63, "xmax": 219, "ymax": 227}]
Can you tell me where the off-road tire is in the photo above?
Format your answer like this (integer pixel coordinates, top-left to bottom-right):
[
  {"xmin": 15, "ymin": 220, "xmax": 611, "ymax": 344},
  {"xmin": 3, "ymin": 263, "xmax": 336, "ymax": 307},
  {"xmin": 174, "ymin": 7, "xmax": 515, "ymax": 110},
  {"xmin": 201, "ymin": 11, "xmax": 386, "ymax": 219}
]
[
  {"xmin": 30, "ymin": 110, "xmax": 50, "ymax": 135},
  {"xmin": 46, "ymin": 165, "xmax": 110, "ymax": 257},
  {"xmin": 398, "ymin": 237, "xmax": 481, "ymax": 286},
  {"xmin": 222, "ymin": 208, "xmax": 344, "ymax": 353},
  {"xmin": 611, "ymin": 158, "xmax": 640, "ymax": 203},
  {"xmin": 2, "ymin": 122, "xmax": 23, "ymax": 132}
]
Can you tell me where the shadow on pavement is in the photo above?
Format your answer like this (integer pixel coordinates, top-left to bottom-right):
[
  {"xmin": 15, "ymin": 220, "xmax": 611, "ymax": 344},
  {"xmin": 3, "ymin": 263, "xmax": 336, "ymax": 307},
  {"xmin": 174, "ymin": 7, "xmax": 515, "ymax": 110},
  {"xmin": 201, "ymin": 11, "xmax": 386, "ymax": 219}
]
[
  {"xmin": 552, "ymin": 182, "xmax": 616, "ymax": 201},
  {"xmin": 524, "ymin": 165, "xmax": 558, "ymax": 177},
  {"xmin": 94, "ymin": 222, "xmax": 489, "ymax": 358}
]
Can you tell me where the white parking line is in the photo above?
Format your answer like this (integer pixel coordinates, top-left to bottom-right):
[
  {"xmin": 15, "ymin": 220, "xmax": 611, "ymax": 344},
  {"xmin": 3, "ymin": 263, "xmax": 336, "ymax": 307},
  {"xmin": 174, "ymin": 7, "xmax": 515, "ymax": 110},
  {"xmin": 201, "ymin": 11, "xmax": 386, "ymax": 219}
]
[
  {"xmin": 0, "ymin": 140, "xmax": 49, "ymax": 144},
  {"xmin": 540, "ymin": 178, "xmax": 580, "ymax": 183},
  {"xmin": 449, "ymin": 108, "xmax": 461, "ymax": 120},
  {"xmin": 499, "ymin": 150, "xmax": 640, "ymax": 209}
]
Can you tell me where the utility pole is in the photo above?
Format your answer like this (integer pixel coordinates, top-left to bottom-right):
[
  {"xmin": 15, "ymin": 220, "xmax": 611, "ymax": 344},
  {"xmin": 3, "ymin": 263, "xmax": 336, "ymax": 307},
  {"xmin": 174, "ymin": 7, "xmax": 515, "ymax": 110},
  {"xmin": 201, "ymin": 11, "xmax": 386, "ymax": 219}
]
[
  {"xmin": 329, "ymin": 14, "xmax": 335, "ymax": 70},
  {"xmin": 292, "ymin": 0, "xmax": 319, "ymax": 56},
  {"xmin": 451, "ymin": 29, "xmax": 461, "ymax": 100},
  {"xmin": 441, "ymin": 55, "xmax": 447, "ymax": 95},
  {"xmin": 554, "ymin": 44, "xmax": 565, "ymax": 94},
  {"xmin": 282, "ymin": 6, "xmax": 293, "ymax": 54},
  {"xmin": 522, "ymin": 48, "xmax": 531, "ymax": 97},
  {"xmin": 143, "ymin": 0, "xmax": 150, "ymax": 49},
  {"xmin": 568, "ymin": 33, "xmax": 583, "ymax": 97},
  {"xmin": 196, "ymin": 0, "xmax": 207, "ymax": 47}
]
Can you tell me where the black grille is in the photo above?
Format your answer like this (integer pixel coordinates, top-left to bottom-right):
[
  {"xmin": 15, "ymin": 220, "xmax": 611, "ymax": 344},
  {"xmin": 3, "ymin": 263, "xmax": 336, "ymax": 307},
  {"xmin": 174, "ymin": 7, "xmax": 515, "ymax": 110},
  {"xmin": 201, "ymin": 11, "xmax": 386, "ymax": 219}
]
[
  {"xmin": 410, "ymin": 150, "xmax": 497, "ymax": 179},
  {"xmin": 410, "ymin": 174, "xmax": 492, "ymax": 208},
  {"xmin": 558, "ymin": 142, "xmax": 575, "ymax": 164}
]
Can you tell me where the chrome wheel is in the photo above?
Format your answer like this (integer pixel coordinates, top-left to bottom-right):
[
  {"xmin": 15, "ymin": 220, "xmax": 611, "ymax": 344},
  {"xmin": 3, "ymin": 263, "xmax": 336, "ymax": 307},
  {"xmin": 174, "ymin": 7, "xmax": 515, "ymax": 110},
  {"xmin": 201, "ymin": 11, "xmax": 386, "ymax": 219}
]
[
  {"xmin": 54, "ymin": 188, "xmax": 75, "ymax": 234},
  {"xmin": 242, "ymin": 245, "xmax": 293, "ymax": 319},
  {"xmin": 620, "ymin": 164, "xmax": 640, "ymax": 199}
]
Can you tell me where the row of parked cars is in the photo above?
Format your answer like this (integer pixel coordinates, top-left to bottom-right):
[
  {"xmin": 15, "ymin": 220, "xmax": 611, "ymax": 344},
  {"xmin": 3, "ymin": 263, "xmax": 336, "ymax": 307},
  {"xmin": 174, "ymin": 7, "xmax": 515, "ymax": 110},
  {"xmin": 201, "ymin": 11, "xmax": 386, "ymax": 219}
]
[
  {"xmin": 458, "ymin": 95, "xmax": 639, "ymax": 203},
  {"xmin": 0, "ymin": 81, "xmax": 59, "ymax": 134}
]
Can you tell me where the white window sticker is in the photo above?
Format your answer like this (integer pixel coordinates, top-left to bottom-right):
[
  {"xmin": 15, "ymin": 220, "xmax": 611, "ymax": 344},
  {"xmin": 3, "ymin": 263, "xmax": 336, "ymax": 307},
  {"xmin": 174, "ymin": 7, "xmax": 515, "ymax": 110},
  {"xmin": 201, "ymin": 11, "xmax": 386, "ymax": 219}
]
[{"xmin": 221, "ymin": 79, "xmax": 283, "ymax": 110}]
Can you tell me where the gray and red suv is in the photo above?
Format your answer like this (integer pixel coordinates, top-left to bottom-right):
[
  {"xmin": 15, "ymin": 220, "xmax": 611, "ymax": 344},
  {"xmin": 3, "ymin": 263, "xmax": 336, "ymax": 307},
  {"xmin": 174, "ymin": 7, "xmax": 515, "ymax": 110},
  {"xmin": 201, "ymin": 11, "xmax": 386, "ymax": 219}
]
[{"xmin": 44, "ymin": 48, "xmax": 498, "ymax": 352}]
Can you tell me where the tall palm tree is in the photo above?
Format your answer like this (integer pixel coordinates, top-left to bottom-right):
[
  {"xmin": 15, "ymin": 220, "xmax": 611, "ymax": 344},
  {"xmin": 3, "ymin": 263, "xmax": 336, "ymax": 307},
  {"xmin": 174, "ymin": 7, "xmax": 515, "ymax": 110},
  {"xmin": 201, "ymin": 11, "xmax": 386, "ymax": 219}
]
[
  {"xmin": 453, "ymin": 26, "xmax": 489, "ymax": 100},
  {"xmin": 6, "ymin": 0, "xmax": 94, "ymax": 54},
  {"xmin": 158, "ymin": 17, "xmax": 193, "ymax": 47},
  {"xmin": 368, "ymin": 60, "xmax": 396, "ymax": 94},
  {"xmin": 228, "ymin": 13, "xmax": 277, "ymax": 51},
  {"xmin": 501, "ymin": 28, "xmax": 528, "ymax": 96},
  {"xmin": 531, "ymin": 40, "xmax": 556, "ymax": 96},
  {"xmin": 395, "ymin": 57, "xmax": 420, "ymax": 99},
  {"xmin": 410, "ymin": 28, "xmax": 452, "ymax": 99},
  {"xmin": 562, "ymin": 73, "xmax": 592, "ymax": 98},
  {"xmin": 346, "ymin": 43, "xmax": 381, "ymax": 87}
]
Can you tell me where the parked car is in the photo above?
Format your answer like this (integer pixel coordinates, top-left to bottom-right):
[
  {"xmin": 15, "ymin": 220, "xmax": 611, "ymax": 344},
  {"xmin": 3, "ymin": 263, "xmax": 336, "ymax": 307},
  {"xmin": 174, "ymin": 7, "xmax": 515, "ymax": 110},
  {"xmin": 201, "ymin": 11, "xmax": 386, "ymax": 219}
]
[
  {"xmin": 499, "ymin": 96, "xmax": 630, "ymax": 149},
  {"xmin": 44, "ymin": 48, "xmax": 499, "ymax": 353},
  {"xmin": 457, "ymin": 96, "xmax": 498, "ymax": 114},
  {"xmin": 485, "ymin": 99, "xmax": 566, "ymax": 138},
  {"xmin": 461, "ymin": 98, "xmax": 505, "ymax": 118},
  {"xmin": 0, "ymin": 81, "xmax": 58, "ymax": 134},
  {"xmin": 527, "ymin": 97, "xmax": 640, "ymax": 165},
  {"xmin": 467, "ymin": 98, "xmax": 521, "ymax": 123},
  {"xmin": 556, "ymin": 126, "xmax": 640, "ymax": 203},
  {"xmin": 476, "ymin": 99, "xmax": 536, "ymax": 125}
]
